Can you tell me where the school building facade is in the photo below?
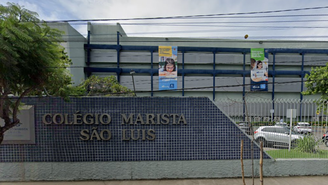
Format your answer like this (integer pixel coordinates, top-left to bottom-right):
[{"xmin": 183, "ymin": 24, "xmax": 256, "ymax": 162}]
[
  {"xmin": 52, "ymin": 22, "xmax": 327, "ymax": 101},
  {"xmin": 49, "ymin": 22, "xmax": 328, "ymax": 122}
]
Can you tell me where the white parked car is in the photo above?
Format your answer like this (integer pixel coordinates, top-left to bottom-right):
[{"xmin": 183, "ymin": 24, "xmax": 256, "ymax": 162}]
[
  {"xmin": 275, "ymin": 122, "xmax": 288, "ymax": 127},
  {"xmin": 254, "ymin": 126, "xmax": 303, "ymax": 147},
  {"xmin": 293, "ymin": 122, "xmax": 312, "ymax": 134}
]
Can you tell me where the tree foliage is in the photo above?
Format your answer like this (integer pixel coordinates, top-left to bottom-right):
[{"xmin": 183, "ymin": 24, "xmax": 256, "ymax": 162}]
[
  {"xmin": 0, "ymin": 3, "xmax": 75, "ymax": 143},
  {"xmin": 78, "ymin": 75, "xmax": 135, "ymax": 97},
  {"xmin": 0, "ymin": 3, "xmax": 134, "ymax": 144},
  {"xmin": 303, "ymin": 63, "xmax": 328, "ymax": 102}
]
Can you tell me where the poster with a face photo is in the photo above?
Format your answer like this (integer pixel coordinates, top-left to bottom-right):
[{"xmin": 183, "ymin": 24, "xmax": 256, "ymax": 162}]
[
  {"xmin": 158, "ymin": 46, "xmax": 178, "ymax": 90},
  {"xmin": 250, "ymin": 48, "xmax": 268, "ymax": 91}
]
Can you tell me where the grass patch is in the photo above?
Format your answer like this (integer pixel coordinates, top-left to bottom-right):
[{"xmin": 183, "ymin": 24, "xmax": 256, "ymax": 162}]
[{"xmin": 266, "ymin": 149, "xmax": 328, "ymax": 159}]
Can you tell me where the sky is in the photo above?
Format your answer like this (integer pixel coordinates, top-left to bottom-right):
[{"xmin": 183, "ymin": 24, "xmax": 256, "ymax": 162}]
[{"xmin": 2, "ymin": 0, "xmax": 328, "ymax": 40}]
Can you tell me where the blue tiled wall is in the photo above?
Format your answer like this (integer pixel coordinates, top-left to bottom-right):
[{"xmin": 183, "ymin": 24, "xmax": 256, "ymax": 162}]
[{"xmin": 0, "ymin": 97, "xmax": 269, "ymax": 162}]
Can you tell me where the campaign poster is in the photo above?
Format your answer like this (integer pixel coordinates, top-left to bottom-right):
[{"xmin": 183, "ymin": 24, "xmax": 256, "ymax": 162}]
[
  {"xmin": 250, "ymin": 48, "xmax": 268, "ymax": 91},
  {"xmin": 158, "ymin": 46, "xmax": 178, "ymax": 90}
]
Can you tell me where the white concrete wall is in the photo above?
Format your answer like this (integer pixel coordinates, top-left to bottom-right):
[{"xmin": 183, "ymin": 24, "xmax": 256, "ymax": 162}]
[
  {"xmin": 1, "ymin": 159, "xmax": 328, "ymax": 181},
  {"xmin": 48, "ymin": 22, "xmax": 86, "ymax": 86}
]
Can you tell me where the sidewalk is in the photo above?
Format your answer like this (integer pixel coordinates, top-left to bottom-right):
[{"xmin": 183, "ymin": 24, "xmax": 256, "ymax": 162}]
[{"xmin": 0, "ymin": 176, "xmax": 327, "ymax": 185}]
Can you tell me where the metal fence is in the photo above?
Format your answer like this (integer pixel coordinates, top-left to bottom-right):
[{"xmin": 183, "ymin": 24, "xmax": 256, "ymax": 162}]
[{"xmin": 215, "ymin": 98, "xmax": 328, "ymax": 159}]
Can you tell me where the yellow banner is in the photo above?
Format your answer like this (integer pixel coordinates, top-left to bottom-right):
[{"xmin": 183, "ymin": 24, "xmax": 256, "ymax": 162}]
[{"xmin": 158, "ymin": 46, "xmax": 172, "ymax": 57}]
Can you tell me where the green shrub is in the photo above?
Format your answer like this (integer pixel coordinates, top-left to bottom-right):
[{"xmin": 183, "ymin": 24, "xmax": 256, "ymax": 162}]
[
  {"xmin": 312, "ymin": 121, "xmax": 328, "ymax": 127},
  {"xmin": 294, "ymin": 136, "xmax": 319, "ymax": 153},
  {"xmin": 78, "ymin": 75, "xmax": 135, "ymax": 96}
]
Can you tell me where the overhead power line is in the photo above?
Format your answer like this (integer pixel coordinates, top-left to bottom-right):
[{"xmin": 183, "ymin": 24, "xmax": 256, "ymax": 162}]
[
  {"xmin": 45, "ymin": 5, "xmax": 328, "ymax": 23},
  {"xmin": 122, "ymin": 26, "xmax": 328, "ymax": 36},
  {"xmin": 188, "ymin": 13, "xmax": 328, "ymax": 19},
  {"xmin": 66, "ymin": 16, "xmax": 328, "ymax": 27},
  {"xmin": 149, "ymin": 79, "xmax": 307, "ymax": 93},
  {"xmin": 0, "ymin": 78, "xmax": 315, "ymax": 98},
  {"xmin": 127, "ymin": 25, "xmax": 328, "ymax": 29},
  {"xmin": 57, "ymin": 33, "xmax": 328, "ymax": 40},
  {"xmin": 119, "ymin": 19, "xmax": 328, "ymax": 25}
]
